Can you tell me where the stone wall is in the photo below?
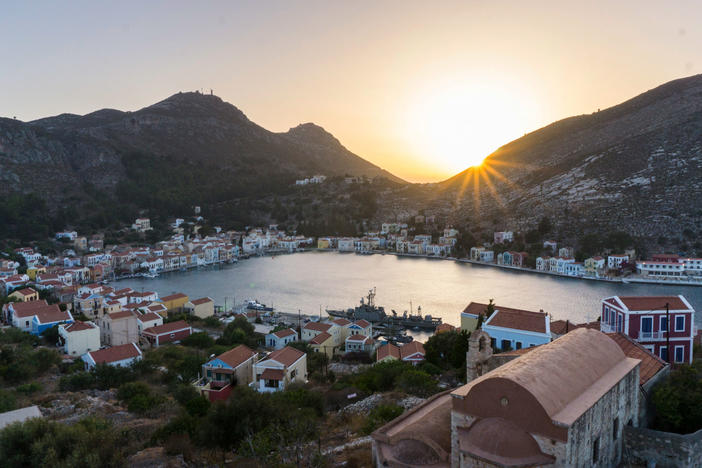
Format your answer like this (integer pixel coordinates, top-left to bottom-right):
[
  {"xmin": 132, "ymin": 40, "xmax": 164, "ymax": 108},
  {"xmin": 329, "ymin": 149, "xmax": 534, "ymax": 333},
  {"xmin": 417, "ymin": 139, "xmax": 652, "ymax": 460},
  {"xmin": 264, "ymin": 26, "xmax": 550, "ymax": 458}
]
[
  {"xmin": 565, "ymin": 366, "xmax": 639, "ymax": 467},
  {"xmin": 623, "ymin": 425, "xmax": 702, "ymax": 468}
]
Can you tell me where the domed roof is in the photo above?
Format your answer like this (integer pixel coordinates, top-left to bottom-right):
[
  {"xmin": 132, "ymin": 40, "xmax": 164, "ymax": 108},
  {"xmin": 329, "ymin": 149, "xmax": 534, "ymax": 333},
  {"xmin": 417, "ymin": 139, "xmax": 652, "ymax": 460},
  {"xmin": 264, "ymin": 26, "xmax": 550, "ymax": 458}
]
[
  {"xmin": 453, "ymin": 328, "xmax": 639, "ymax": 425},
  {"xmin": 458, "ymin": 417, "xmax": 555, "ymax": 467}
]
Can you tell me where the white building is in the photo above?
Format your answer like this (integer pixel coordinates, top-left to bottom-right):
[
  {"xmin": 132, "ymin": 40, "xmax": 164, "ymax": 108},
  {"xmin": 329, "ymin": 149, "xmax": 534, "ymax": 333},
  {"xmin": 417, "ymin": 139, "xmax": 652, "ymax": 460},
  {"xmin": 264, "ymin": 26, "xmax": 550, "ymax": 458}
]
[
  {"xmin": 493, "ymin": 231, "xmax": 513, "ymax": 244},
  {"xmin": 58, "ymin": 321, "xmax": 101, "ymax": 357},
  {"xmin": 608, "ymin": 254, "xmax": 629, "ymax": 269},
  {"xmin": 637, "ymin": 261, "xmax": 685, "ymax": 278},
  {"xmin": 131, "ymin": 218, "xmax": 152, "ymax": 232},
  {"xmin": 338, "ymin": 238, "xmax": 356, "ymax": 252},
  {"xmin": 253, "ymin": 346, "xmax": 307, "ymax": 393},
  {"xmin": 82, "ymin": 343, "xmax": 143, "ymax": 369}
]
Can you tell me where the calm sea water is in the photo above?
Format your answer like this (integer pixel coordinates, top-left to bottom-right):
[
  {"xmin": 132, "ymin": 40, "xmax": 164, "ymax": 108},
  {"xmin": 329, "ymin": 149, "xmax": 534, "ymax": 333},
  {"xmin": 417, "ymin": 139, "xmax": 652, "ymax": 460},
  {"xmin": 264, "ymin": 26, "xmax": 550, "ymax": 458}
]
[{"xmin": 110, "ymin": 251, "xmax": 702, "ymax": 334}]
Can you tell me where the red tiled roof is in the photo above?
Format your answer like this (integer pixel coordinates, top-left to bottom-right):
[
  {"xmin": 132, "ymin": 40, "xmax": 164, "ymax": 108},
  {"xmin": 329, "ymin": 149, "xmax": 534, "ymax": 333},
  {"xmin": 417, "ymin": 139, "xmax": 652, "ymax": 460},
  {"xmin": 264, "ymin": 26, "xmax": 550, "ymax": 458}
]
[
  {"xmin": 304, "ymin": 321, "xmax": 333, "ymax": 332},
  {"xmin": 332, "ymin": 318, "xmax": 351, "ymax": 326},
  {"xmin": 63, "ymin": 321, "xmax": 96, "ymax": 333},
  {"xmin": 264, "ymin": 346, "xmax": 305, "ymax": 367},
  {"xmin": 435, "ymin": 323, "xmax": 456, "ymax": 334},
  {"xmin": 260, "ymin": 368, "xmax": 285, "ymax": 381},
  {"xmin": 377, "ymin": 343, "xmax": 400, "ymax": 360},
  {"xmin": 273, "ymin": 328, "xmax": 297, "ymax": 339},
  {"xmin": 108, "ymin": 310, "xmax": 135, "ymax": 320},
  {"xmin": 138, "ymin": 312, "xmax": 161, "ymax": 323},
  {"xmin": 189, "ymin": 297, "xmax": 213, "ymax": 306},
  {"xmin": 347, "ymin": 334, "xmax": 369, "ymax": 342},
  {"xmin": 10, "ymin": 300, "xmax": 50, "ymax": 318},
  {"xmin": 400, "ymin": 341, "xmax": 426, "ymax": 359},
  {"xmin": 615, "ymin": 296, "xmax": 690, "ymax": 312},
  {"xmin": 35, "ymin": 306, "xmax": 71, "ymax": 324},
  {"xmin": 605, "ymin": 333, "xmax": 667, "ymax": 385},
  {"xmin": 354, "ymin": 319, "xmax": 371, "ymax": 329},
  {"xmin": 14, "ymin": 288, "xmax": 37, "ymax": 296},
  {"xmin": 310, "ymin": 331, "xmax": 333, "ymax": 345},
  {"xmin": 477, "ymin": 303, "xmax": 547, "ymax": 333},
  {"xmin": 143, "ymin": 320, "xmax": 191, "ymax": 336},
  {"xmin": 215, "ymin": 344, "xmax": 256, "ymax": 369},
  {"xmin": 88, "ymin": 343, "xmax": 141, "ymax": 364},
  {"xmin": 161, "ymin": 293, "xmax": 188, "ymax": 302}
]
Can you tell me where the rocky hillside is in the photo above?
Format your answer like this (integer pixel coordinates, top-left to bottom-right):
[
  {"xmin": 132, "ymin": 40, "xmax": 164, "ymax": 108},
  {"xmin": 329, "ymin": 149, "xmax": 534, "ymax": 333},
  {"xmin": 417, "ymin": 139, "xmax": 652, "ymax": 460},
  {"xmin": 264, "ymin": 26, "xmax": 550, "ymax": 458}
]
[
  {"xmin": 0, "ymin": 92, "xmax": 401, "ymax": 224},
  {"xmin": 441, "ymin": 74, "xmax": 702, "ymax": 244}
]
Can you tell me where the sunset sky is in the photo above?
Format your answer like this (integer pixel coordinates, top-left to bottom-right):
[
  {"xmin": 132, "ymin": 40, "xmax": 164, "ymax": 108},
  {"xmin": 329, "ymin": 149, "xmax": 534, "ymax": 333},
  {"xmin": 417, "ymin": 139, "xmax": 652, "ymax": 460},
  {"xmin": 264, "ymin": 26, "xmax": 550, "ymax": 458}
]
[{"xmin": 2, "ymin": 1, "xmax": 700, "ymax": 182}]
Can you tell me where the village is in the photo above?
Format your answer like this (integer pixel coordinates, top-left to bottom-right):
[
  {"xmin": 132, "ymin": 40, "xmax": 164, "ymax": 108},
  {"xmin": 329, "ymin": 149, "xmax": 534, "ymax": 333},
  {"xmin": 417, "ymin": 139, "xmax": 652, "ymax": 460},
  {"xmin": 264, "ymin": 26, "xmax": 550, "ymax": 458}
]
[{"xmin": 0, "ymin": 214, "xmax": 701, "ymax": 466}]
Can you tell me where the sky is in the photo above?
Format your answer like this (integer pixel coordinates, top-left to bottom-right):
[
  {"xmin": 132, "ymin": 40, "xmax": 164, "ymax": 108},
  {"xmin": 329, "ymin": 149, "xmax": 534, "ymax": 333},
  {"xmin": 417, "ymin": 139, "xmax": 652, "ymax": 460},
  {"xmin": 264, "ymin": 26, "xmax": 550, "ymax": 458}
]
[{"xmin": 1, "ymin": 1, "xmax": 701, "ymax": 182}]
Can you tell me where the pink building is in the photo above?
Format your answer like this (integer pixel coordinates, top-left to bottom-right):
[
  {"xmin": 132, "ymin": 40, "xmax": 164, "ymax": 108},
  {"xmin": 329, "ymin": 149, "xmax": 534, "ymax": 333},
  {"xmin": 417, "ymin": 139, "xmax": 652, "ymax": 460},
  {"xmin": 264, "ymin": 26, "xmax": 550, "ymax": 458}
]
[{"xmin": 600, "ymin": 295, "xmax": 695, "ymax": 364}]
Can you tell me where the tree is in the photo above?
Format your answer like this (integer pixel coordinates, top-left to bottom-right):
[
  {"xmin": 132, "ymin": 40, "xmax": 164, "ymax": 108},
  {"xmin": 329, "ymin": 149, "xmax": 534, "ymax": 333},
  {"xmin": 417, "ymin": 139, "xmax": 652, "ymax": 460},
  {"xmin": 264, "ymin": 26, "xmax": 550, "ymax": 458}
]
[
  {"xmin": 651, "ymin": 362, "xmax": 702, "ymax": 434},
  {"xmin": 537, "ymin": 216, "xmax": 552, "ymax": 235}
]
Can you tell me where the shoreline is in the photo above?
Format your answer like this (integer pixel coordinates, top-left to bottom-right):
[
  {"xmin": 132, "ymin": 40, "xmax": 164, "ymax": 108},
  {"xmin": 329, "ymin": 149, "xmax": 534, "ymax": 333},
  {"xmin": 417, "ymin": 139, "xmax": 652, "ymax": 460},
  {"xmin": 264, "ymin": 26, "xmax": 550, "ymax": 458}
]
[
  {"xmin": 359, "ymin": 250, "xmax": 702, "ymax": 288},
  {"xmin": 109, "ymin": 248, "xmax": 702, "ymax": 289}
]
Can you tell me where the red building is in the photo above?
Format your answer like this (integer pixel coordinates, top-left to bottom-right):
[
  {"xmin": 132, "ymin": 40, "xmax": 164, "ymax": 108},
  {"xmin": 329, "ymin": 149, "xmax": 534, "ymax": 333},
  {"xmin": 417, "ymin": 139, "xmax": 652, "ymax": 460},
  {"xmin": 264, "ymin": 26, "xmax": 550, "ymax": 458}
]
[
  {"xmin": 600, "ymin": 295, "xmax": 695, "ymax": 364},
  {"xmin": 142, "ymin": 320, "xmax": 192, "ymax": 347}
]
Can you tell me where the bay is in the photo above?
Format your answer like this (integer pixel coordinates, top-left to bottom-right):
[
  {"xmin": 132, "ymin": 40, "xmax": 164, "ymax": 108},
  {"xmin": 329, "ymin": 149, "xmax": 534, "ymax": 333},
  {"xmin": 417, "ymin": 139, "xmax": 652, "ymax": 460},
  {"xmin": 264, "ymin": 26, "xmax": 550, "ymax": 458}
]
[{"xmin": 110, "ymin": 251, "xmax": 702, "ymax": 334}]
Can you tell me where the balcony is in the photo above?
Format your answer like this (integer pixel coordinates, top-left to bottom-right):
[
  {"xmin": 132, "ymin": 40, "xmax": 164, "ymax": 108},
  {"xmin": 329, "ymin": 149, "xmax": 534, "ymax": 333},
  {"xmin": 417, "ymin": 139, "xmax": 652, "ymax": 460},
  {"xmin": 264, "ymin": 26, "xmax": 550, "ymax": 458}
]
[
  {"xmin": 637, "ymin": 331, "xmax": 667, "ymax": 341},
  {"xmin": 600, "ymin": 323, "xmax": 617, "ymax": 333}
]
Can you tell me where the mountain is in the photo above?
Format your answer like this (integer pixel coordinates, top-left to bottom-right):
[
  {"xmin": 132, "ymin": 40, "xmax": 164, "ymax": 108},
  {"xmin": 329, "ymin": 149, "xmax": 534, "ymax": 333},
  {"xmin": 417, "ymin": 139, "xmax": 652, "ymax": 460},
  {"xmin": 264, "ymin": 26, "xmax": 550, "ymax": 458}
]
[
  {"xmin": 0, "ymin": 92, "xmax": 402, "ymax": 230},
  {"xmin": 441, "ymin": 74, "xmax": 702, "ymax": 244}
]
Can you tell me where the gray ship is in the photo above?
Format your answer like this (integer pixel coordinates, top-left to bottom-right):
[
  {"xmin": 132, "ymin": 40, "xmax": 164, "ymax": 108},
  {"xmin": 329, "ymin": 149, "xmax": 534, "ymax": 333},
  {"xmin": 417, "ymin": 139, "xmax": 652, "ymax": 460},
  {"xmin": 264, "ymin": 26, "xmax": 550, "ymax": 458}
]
[{"xmin": 326, "ymin": 288, "xmax": 442, "ymax": 330}]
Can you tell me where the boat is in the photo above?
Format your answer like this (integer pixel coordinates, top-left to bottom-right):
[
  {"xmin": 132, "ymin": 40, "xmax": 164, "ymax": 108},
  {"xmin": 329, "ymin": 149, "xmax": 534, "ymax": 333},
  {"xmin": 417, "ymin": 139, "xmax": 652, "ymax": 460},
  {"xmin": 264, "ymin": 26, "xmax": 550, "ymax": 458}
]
[
  {"xmin": 326, "ymin": 288, "xmax": 388, "ymax": 323},
  {"xmin": 246, "ymin": 300, "xmax": 274, "ymax": 312},
  {"xmin": 326, "ymin": 289, "xmax": 442, "ymax": 330},
  {"xmin": 387, "ymin": 305, "xmax": 442, "ymax": 330},
  {"xmin": 142, "ymin": 272, "xmax": 158, "ymax": 279}
]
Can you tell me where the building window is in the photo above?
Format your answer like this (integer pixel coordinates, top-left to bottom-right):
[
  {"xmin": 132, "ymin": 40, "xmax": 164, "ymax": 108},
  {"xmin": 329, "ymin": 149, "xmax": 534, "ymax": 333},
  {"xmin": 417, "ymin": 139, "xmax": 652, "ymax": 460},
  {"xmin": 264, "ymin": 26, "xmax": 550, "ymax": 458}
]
[
  {"xmin": 660, "ymin": 316, "xmax": 668, "ymax": 332},
  {"xmin": 516, "ymin": 342, "xmax": 522, "ymax": 350},
  {"xmin": 640, "ymin": 316, "xmax": 653, "ymax": 335},
  {"xmin": 592, "ymin": 437, "xmax": 599, "ymax": 464},
  {"xmin": 617, "ymin": 314, "xmax": 623, "ymax": 332},
  {"xmin": 604, "ymin": 308, "xmax": 609, "ymax": 323},
  {"xmin": 613, "ymin": 417, "xmax": 619, "ymax": 440},
  {"xmin": 291, "ymin": 369, "xmax": 297, "ymax": 379},
  {"xmin": 675, "ymin": 315, "xmax": 685, "ymax": 332},
  {"xmin": 660, "ymin": 346, "xmax": 668, "ymax": 362},
  {"xmin": 674, "ymin": 346, "xmax": 685, "ymax": 363}
]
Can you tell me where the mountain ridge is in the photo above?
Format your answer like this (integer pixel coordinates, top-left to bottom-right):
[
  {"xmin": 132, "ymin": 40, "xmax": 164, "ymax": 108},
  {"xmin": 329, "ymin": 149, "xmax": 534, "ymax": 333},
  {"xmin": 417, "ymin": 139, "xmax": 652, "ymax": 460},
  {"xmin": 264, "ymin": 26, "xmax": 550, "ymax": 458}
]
[{"xmin": 440, "ymin": 73, "xmax": 702, "ymax": 244}]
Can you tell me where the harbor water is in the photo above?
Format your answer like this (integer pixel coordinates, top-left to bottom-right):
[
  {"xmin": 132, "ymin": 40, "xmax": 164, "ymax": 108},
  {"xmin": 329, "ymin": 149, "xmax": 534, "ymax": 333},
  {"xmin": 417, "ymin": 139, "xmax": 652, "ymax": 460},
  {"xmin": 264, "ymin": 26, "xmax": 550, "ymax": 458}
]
[{"xmin": 110, "ymin": 251, "xmax": 702, "ymax": 339}]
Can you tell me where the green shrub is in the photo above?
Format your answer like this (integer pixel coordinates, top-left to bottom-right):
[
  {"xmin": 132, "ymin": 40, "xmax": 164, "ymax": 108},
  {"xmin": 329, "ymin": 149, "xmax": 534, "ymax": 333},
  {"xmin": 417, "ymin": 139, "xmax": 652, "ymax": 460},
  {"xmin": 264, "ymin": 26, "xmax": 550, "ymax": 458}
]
[
  {"xmin": 0, "ymin": 416, "xmax": 124, "ymax": 467},
  {"xmin": 651, "ymin": 362, "xmax": 702, "ymax": 434},
  {"xmin": 396, "ymin": 369, "xmax": 439, "ymax": 398},
  {"xmin": 362, "ymin": 404, "xmax": 404, "ymax": 434},
  {"xmin": 180, "ymin": 332, "xmax": 214, "ymax": 349},
  {"xmin": 117, "ymin": 382, "xmax": 163, "ymax": 414},
  {"xmin": 16, "ymin": 382, "xmax": 41, "ymax": 395},
  {"xmin": 203, "ymin": 316, "xmax": 221, "ymax": 328},
  {"xmin": 59, "ymin": 371, "xmax": 95, "ymax": 391},
  {"xmin": 0, "ymin": 389, "xmax": 16, "ymax": 413}
]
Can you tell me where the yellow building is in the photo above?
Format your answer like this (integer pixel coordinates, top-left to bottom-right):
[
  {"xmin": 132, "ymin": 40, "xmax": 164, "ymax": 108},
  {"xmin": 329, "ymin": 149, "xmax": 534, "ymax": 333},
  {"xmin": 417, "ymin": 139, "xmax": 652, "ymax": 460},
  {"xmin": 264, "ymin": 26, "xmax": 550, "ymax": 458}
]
[
  {"xmin": 309, "ymin": 332, "xmax": 336, "ymax": 359},
  {"xmin": 460, "ymin": 302, "xmax": 483, "ymax": 332},
  {"xmin": 160, "ymin": 293, "xmax": 189, "ymax": 313},
  {"xmin": 9, "ymin": 287, "xmax": 39, "ymax": 302},
  {"xmin": 26, "ymin": 266, "xmax": 46, "ymax": 281},
  {"xmin": 185, "ymin": 297, "xmax": 214, "ymax": 319}
]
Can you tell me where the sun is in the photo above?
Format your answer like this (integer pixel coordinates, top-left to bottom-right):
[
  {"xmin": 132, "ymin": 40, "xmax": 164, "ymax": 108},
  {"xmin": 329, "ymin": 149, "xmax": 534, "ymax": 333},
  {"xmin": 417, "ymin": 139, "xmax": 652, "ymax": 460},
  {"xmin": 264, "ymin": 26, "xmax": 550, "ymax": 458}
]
[{"xmin": 403, "ymin": 78, "xmax": 533, "ymax": 176}]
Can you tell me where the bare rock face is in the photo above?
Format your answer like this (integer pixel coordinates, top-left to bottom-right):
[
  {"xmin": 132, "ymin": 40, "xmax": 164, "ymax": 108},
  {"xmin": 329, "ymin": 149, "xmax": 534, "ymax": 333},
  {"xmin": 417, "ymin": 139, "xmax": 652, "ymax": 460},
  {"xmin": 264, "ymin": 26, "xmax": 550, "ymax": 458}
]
[{"xmin": 441, "ymin": 74, "xmax": 702, "ymax": 241}]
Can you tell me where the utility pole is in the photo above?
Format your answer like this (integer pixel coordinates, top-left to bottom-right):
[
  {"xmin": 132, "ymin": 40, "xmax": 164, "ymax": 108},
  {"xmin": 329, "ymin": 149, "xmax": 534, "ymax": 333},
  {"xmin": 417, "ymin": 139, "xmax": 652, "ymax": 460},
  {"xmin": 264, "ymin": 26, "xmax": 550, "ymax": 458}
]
[{"xmin": 666, "ymin": 302, "xmax": 670, "ymax": 364}]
